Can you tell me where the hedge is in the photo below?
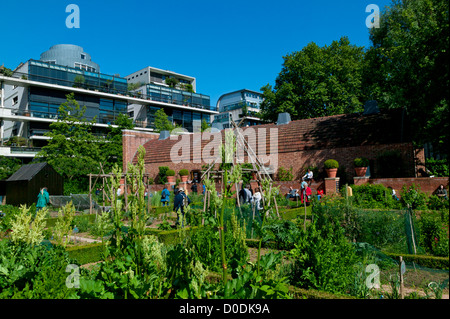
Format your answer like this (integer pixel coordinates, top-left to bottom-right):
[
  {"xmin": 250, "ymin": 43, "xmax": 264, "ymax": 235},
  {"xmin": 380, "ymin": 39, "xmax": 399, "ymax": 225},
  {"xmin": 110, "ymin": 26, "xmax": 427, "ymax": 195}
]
[
  {"xmin": 45, "ymin": 214, "xmax": 97, "ymax": 228},
  {"xmin": 144, "ymin": 226, "xmax": 199, "ymax": 245},
  {"xmin": 279, "ymin": 207, "xmax": 312, "ymax": 220},
  {"xmin": 66, "ymin": 243, "xmax": 104, "ymax": 265},
  {"xmin": 384, "ymin": 252, "xmax": 449, "ymax": 270},
  {"xmin": 289, "ymin": 286, "xmax": 357, "ymax": 299}
]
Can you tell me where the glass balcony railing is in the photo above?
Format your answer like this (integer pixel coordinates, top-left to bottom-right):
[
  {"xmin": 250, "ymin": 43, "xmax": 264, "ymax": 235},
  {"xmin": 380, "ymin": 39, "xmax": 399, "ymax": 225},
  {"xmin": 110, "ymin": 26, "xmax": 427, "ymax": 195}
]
[{"xmin": 3, "ymin": 67, "xmax": 216, "ymax": 112}]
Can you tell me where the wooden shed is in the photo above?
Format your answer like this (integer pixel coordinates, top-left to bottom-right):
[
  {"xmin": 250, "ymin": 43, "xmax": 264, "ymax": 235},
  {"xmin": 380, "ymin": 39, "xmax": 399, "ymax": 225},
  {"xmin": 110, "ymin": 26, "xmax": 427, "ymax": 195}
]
[{"xmin": 5, "ymin": 162, "xmax": 63, "ymax": 207}]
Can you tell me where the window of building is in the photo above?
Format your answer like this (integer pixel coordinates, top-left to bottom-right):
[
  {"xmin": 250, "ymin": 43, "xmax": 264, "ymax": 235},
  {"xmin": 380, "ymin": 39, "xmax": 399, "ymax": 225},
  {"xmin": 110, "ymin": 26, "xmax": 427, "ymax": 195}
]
[{"xmin": 12, "ymin": 96, "xmax": 18, "ymax": 106}]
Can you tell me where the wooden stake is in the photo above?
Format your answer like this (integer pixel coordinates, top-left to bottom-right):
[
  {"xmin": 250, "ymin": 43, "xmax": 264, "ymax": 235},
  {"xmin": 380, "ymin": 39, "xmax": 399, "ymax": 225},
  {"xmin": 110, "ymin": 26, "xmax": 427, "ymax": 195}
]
[
  {"xmin": 89, "ymin": 174, "xmax": 92, "ymax": 215},
  {"xmin": 273, "ymin": 196, "xmax": 280, "ymax": 219}
]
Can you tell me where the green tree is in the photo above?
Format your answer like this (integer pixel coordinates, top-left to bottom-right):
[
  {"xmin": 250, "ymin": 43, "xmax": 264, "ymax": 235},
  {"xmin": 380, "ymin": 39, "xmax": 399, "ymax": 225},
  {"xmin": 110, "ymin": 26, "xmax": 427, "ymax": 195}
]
[
  {"xmin": 36, "ymin": 93, "xmax": 102, "ymax": 191},
  {"xmin": 0, "ymin": 156, "xmax": 21, "ymax": 181},
  {"xmin": 260, "ymin": 37, "xmax": 366, "ymax": 122},
  {"xmin": 0, "ymin": 65, "xmax": 13, "ymax": 77},
  {"xmin": 73, "ymin": 75, "xmax": 85, "ymax": 88},
  {"xmin": 201, "ymin": 119, "xmax": 211, "ymax": 132},
  {"xmin": 154, "ymin": 108, "xmax": 175, "ymax": 132},
  {"xmin": 165, "ymin": 77, "xmax": 179, "ymax": 88},
  {"xmin": 102, "ymin": 113, "xmax": 134, "ymax": 172},
  {"xmin": 366, "ymin": 0, "xmax": 449, "ymax": 156}
]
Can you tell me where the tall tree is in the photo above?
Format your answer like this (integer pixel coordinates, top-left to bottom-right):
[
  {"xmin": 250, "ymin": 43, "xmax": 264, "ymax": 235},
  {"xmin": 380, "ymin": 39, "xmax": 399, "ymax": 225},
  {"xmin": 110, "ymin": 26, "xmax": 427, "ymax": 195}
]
[
  {"xmin": 154, "ymin": 108, "xmax": 175, "ymax": 132},
  {"xmin": 102, "ymin": 113, "xmax": 135, "ymax": 173},
  {"xmin": 366, "ymin": 0, "xmax": 449, "ymax": 155},
  {"xmin": 0, "ymin": 156, "xmax": 21, "ymax": 181},
  {"xmin": 260, "ymin": 37, "xmax": 366, "ymax": 122},
  {"xmin": 36, "ymin": 93, "xmax": 102, "ymax": 184}
]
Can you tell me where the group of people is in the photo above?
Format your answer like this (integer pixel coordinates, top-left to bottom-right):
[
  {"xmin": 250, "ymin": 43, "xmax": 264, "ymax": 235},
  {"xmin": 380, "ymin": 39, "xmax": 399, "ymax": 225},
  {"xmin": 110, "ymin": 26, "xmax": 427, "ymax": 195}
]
[
  {"xmin": 285, "ymin": 169, "xmax": 316, "ymax": 204},
  {"xmin": 160, "ymin": 186, "xmax": 191, "ymax": 227},
  {"xmin": 238, "ymin": 184, "xmax": 264, "ymax": 210}
]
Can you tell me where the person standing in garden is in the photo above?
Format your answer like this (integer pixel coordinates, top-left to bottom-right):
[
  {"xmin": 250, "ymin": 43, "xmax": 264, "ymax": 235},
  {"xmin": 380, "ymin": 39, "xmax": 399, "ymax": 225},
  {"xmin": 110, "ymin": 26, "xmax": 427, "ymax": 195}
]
[
  {"xmin": 174, "ymin": 188, "xmax": 191, "ymax": 227},
  {"xmin": 36, "ymin": 187, "xmax": 49, "ymax": 211},
  {"xmin": 191, "ymin": 182, "xmax": 198, "ymax": 194},
  {"xmin": 160, "ymin": 186, "xmax": 170, "ymax": 207},
  {"xmin": 300, "ymin": 183, "xmax": 312, "ymax": 204},
  {"xmin": 252, "ymin": 187, "xmax": 263, "ymax": 211}
]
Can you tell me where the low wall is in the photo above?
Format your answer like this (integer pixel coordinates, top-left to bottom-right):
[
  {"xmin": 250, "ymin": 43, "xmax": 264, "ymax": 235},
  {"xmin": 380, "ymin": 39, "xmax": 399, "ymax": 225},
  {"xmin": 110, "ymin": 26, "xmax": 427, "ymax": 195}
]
[
  {"xmin": 353, "ymin": 176, "xmax": 449, "ymax": 195},
  {"xmin": 139, "ymin": 176, "xmax": 449, "ymax": 198}
]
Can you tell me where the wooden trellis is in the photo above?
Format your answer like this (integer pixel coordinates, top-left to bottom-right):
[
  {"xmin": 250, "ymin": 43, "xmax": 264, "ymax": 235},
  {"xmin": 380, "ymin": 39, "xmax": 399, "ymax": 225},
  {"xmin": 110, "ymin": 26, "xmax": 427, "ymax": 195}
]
[
  {"xmin": 200, "ymin": 118, "xmax": 280, "ymax": 223},
  {"xmin": 88, "ymin": 162, "xmax": 153, "ymax": 216}
]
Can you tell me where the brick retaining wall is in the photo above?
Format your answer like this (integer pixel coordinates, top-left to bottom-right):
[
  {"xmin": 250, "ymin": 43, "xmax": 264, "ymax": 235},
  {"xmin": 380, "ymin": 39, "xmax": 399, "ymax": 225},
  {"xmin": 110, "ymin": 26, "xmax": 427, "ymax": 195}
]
[{"xmin": 353, "ymin": 176, "xmax": 449, "ymax": 195}]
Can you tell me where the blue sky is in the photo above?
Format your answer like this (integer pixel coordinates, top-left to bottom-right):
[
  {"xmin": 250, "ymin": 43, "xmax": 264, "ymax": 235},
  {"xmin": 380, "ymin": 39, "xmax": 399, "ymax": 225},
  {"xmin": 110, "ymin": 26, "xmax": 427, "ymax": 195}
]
[{"xmin": 0, "ymin": 0, "xmax": 392, "ymax": 107}]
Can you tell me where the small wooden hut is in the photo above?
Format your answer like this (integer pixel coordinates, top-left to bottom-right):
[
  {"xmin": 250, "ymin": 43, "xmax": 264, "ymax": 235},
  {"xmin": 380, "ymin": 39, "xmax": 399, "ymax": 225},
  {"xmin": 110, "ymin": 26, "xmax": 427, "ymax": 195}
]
[{"xmin": 5, "ymin": 162, "xmax": 63, "ymax": 206}]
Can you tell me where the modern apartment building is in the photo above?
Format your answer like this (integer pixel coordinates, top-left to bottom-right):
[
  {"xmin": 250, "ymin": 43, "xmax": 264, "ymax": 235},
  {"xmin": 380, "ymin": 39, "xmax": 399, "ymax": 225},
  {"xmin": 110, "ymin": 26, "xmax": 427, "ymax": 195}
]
[
  {"xmin": 126, "ymin": 66, "xmax": 213, "ymax": 133},
  {"xmin": 211, "ymin": 89, "xmax": 264, "ymax": 130},
  {"xmin": 0, "ymin": 44, "xmax": 217, "ymax": 160}
]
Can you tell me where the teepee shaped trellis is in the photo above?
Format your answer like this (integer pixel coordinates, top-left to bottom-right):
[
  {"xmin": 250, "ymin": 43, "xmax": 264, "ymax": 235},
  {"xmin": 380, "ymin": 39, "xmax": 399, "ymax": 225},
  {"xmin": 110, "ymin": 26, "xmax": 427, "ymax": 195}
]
[{"xmin": 200, "ymin": 117, "xmax": 280, "ymax": 222}]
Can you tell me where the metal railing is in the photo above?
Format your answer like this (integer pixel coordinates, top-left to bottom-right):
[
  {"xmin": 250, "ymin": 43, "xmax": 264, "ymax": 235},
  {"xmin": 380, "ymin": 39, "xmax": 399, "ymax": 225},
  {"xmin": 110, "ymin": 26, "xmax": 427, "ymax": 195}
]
[{"xmin": 2, "ymin": 68, "xmax": 216, "ymax": 112}]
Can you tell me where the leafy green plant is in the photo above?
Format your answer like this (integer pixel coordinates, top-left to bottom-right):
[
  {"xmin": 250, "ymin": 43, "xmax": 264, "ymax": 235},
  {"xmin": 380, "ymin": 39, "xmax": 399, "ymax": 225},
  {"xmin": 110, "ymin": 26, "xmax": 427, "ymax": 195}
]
[
  {"xmin": 425, "ymin": 158, "xmax": 449, "ymax": 177},
  {"xmin": 157, "ymin": 166, "xmax": 169, "ymax": 184},
  {"xmin": 53, "ymin": 202, "xmax": 76, "ymax": 247},
  {"xmin": 0, "ymin": 241, "xmax": 75, "ymax": 299},
  {"xmin": 289, "ymin": 221, "xmax": 359, "ymax": 294},
  {"xmin": 354, "ymin": 157, "xmax": 369, "ymax": 167},
  {"xmin": 261, "ymin": 219, "xmax": 302, "ymax": 250},
  {"xmin": 166, "ymin": 169, "xmax": 175, "ymax": 177},
  {"xmin": 179, "ymin": 169, "xmax": 189, "ymax": 176},
  {"xmin": 424, "ymin": 281, "xmax": 448, "ymax": 299},
  {"xmin": 10, "ymin": 205, "xmax": 47, "ymax": 246},
  {"xmin": 157, "ymin": 220, "xmax": 172, "ymax": 231},
  {"xmin": 350, "ymin": 184, "xmax": 401, "ymax": 209},
  {"xmin": 417, "ymin": 211, "xmax": 449, "ymax": 257},
  {"xmin": 324, "ymin": 159, "xmax": 339, "ymax": 169},
  {"xmin": 0, "ymin": 156, "xmax": 21, "ymax": 181},
  {"xmin": 90, "ymin": 211, "xmax": 114, "ymax": 241},
  {"xmin": 400, "ymin": 184, "xmax": 428, "ymax": 210},
  {"xmin": 277, "ymin": 166, "xmax": 294, "ymax": 181}
]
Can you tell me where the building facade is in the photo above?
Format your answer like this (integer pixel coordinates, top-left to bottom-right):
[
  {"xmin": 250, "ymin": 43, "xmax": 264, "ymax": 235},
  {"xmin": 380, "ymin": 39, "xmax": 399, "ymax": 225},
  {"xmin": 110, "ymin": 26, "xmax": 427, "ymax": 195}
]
[
  {"xmin": 0, "ymin": 44, "xmax": 217, "ymax": 161},
  {"xmin": 212, "ymin": 89, "xmax": 264, "ymax": 130},
  {"xmin": 125, "ymin": 66, "xmax": 213, "ymax": 133}
]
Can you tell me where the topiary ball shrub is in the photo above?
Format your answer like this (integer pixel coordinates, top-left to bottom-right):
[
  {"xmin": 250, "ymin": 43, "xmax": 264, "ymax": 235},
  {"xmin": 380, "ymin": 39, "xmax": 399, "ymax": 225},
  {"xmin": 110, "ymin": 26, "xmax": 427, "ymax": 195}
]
[
  {"xmin": 166, "ymin": 169, "xmax": 175, "ymax": 176},
  {"xmin": 179, "ymin": 169, "xmax": 189, "ymax": 176},
  {"xmin": 353, "ymin": 157, "xmax": 369, "ymax": 167},
  {"xmin": 324, "ymin": 159, "xmax": 339, "ymax": 169}
]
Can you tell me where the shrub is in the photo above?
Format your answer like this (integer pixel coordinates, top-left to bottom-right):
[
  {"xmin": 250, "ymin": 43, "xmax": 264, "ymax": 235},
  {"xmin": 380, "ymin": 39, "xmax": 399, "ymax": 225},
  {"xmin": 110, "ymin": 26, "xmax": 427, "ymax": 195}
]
[
  {"xmin": 427, "ymin": 195, "xmax": 449, "ymax": 211},
  {"xmin": 355, "ymin": 210, "xmax": 409, "ymax": 252},
  {"xmin": 189, "ymin": 215, "xmax": 248, "ymax": 273},
  {"xmin": 354, "ymin": 157, "xmax": 369, "ymax": 167},
  {"xmin": 324, "ymin": 159, "xmax": 339, "ymax": 169},
  {"xmin": 179, "ymin": 169, "xmax": 189, "ymax": 176},
  {"xmin": 425, "ymin": 158, "xmax": 449, "ymax": 177},
  {"xmin": 66, "ymin": 243, "xmax": 104, "ymax": 265},
  {"xmin": 400, "ymin": 184, "xmax": 428, "ymax": 210},
  {"xmin": 166, "ymin": 169, "xmax": 175, "ymax": 176},
  {"xmin": 157, "ymin": 166, "xmax": 169, "ymax": 184},
  {"xmin": 0, "ymin": 205, "xmax": 21, "ymax": 233},
  {"xmin": 0, "ymin": 240, "xmax": 75, "ymax": 298},
  {"xmin": 417, "ymin": 211, "xmax": 449, "ymax": 257},
  {"xmin": 289, "ymin": 222, "xmax": 359, "ymax": 294},
  {"xmin": 277, "ymin": 166, "xmax": 293, "ymax": 181},
  {"xmin": 350, "ymin": 184, "xmax": 401, "ymax": 209}
]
